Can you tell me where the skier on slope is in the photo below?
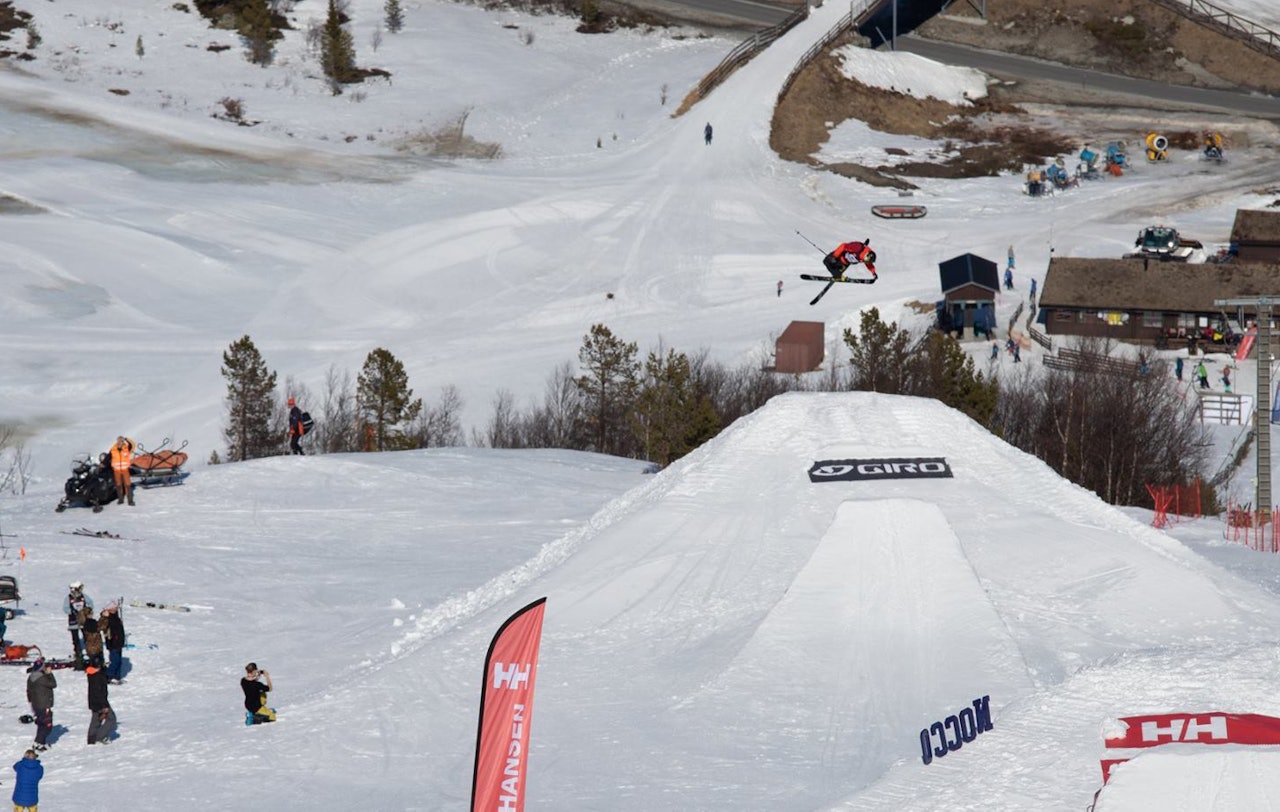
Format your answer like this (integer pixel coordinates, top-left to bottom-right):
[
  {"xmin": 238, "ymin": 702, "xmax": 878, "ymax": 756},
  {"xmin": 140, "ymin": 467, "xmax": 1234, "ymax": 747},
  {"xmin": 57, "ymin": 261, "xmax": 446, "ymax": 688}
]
[{"xmin": 823, "ymin": 239, "xmax": 877, "ymax": 280}]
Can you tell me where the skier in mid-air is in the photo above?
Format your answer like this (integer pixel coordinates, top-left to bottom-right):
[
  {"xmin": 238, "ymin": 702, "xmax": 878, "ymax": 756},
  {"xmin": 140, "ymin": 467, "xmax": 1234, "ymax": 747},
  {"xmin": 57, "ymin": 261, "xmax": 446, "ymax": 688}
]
[
  {"xmin": 796, "ymin": 231, "xmax": 880, "ymax": 304},
  {"xmin": 823, "ymin": 239, "xmax": 877, "ymax": 280}
]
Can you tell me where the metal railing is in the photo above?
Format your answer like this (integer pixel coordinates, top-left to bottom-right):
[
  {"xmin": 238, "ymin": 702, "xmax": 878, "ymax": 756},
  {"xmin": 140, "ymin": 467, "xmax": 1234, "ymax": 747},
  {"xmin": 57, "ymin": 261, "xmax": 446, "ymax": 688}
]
[
  {"xmin": 1152, "ymin": 0, "xmax": 1280, "ymax": 59},
  {"xmin": 776, "ymin": 0, "xmax": 879, "ymax": 102},
  {"xmin": 690, "ymin": 6, "xmax": 810, "ymax": 103}
]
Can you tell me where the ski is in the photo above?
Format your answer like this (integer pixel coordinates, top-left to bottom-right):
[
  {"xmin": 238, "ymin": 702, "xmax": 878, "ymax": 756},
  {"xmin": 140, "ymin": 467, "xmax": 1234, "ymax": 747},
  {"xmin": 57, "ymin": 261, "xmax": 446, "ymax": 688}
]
[
  {"xmin": 808, "ymin": 280, "xmax": 836, "ymax": 306},
  {"xmin": 1, "ymin": 658, "xmax": 77, "ymax": 671},
  {"xmin": 124, "ymin": 642, "xmax": 158, "ymax": 650},
  {"xmin": 799, "ymin": 274, "xmax": 877, "ymax": 284},
  {"xmin": 128, "ymin": 600, "xmax": 191, "ymax": 613},
  {"xmin": 61, "ymin": 529, "xmax": 142, "ymax": 541}
]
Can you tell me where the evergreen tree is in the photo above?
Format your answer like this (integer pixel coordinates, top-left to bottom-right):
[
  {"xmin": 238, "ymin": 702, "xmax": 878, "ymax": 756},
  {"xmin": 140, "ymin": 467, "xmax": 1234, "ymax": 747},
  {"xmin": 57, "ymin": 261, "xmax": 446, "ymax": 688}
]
[
  {"xmin": 575, "ymin": 324, "xmax": 639, "ymax": 457},
  {"xmin": 842, "ymin": 307, "xmax": 913, "ymax": 393},
  {"xmin": 220, "ymin": 335, "xmax": 280, "ymax": 461},
  {"xmin": 384, "ymin": 0, "xmax": 404, "ymax": 33},
  {"xmin": 356, "ymin": 348, "xmax": 423, "ymax": 451},
  {"xmin": 912, "ymin": 331, "xmax": 999, "ymax": 427},
  {"xmin": 320, "ymin": 0, "xmax": 356, "ymax": 93},
  {"xmin": 632, "ymin": 347, "xmax": 720, "ymax": 467},
  {"xmin": 238, "ymin": 0, "xmax": 276, "ymax": 65}
]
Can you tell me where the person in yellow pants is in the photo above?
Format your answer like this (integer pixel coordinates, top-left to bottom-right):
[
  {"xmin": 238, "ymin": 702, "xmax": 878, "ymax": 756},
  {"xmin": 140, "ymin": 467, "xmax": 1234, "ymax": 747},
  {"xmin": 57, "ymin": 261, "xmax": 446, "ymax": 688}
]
[{"xmin": 242, "ymin": 663, "xmax": 277, "ymax": 724}]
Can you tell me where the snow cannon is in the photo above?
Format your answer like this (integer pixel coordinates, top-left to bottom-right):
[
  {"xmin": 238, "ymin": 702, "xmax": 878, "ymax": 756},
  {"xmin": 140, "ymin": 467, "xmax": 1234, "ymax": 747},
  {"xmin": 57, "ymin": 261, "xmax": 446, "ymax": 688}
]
[
  {"xmin": 1024, "ymin": 168, "xmax": 1047, "ymax": 197},
  {"xmin": 1203, "ymin": 131, "xmax": 1225, "ymax": 162},
  {"xmin": 1045, "ymin": 163, "xmax": 1072, "ymax": 189},
  {"xmin": 1105, "ymin": 141, "xmax": 1127, "ymax": 176},
  {"xmin": 1078, "ymin": 146, "xmax": 1100, "ymax": 180},
  {"xmin": 1145, "ymin": 132, "xmax": 1169, "ymax": 162}
]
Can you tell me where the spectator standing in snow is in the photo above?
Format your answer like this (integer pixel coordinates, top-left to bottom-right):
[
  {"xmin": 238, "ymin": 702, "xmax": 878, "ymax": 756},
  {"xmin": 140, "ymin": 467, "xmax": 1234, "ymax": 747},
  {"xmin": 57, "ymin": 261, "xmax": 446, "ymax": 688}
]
[
  {"xmin": 12, "ymin": 749, "xmax": 42, "ymax": 812},
  {"xmin": 1003, "ymin": 267, "xmax": 1014, "ymax": 290},
  {"xmin": 1029, "ymin": 277, "xmax": 1037, "ymax": 305},
  {"xmin": 85, "ymin": 663, "xmax": 116, "ymax": 745},
  {"xmin": 990, "ymin": 342, "xmax": 999, "ymax": 361},
  {"xmin": 63, "ymin": 582, "xmax": 93, "ymax": 665},
  {"xmin": 776, "ymin": 280, "xmax": 783, "ymax": 298},
  {"xmin": 1196, "ymin": 360, "xmax": 1210, "ymax": 389},
  {"xmin": 1007, "ymin": 244, "xmax": 1015, "ymax": 271},
  {"xmin": 1223, "ymin": 366, "xmax": 1232, "ymax": 393},
  {"xmin": 101, "ymin": 603, "xmax": 126, "ymax": 684},
  {"xmin": 110, "ymin": 435, "xmax": 135, "ymax": 506},
  {"xmin": 82, "ymin": 615, "xmax": 103, "ymax": 669},
  {"xmin": 1175, "ymin": 356, "xmax": 1184, "ymax": 381},
  {"xmin": 26, "ymin": 659, "xmax": 55, "ymax": 752},
  {"xmin": 242, "ymin": 663, "xmax": 276, "ymax": 724},
  {"xmin": 704, "ymin": 122, "xmax": 713, "ymax": 145},
  {"xmin": 1013, "ymin": 343, "xmax": 1021, "ymax": 363},
  {"xmin": 287, "ymin": 397, "xmax": 305, "ymax": 456}
]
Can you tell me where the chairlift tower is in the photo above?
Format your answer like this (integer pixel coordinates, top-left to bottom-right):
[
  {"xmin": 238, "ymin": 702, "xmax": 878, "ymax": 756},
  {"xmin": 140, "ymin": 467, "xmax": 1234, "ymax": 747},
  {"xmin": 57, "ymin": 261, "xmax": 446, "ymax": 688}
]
[{"xmin": 1215, "ymin": 296, "xmax": 1278, "ymax": 515}]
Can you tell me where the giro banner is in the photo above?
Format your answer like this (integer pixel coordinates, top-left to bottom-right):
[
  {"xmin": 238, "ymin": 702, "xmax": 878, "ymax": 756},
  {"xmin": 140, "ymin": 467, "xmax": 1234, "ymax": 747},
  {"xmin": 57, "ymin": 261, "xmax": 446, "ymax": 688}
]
[
  {"xmin": 471, "ymin": 597, "xmax": 547, "ymax": 812},
  {"xmin": 808, "ymin": 457, "xmax": 953, "ymax": 483},
  {"xmin": 1099, "ymin": 712, "xmax": 1280, "ymax": 783}
]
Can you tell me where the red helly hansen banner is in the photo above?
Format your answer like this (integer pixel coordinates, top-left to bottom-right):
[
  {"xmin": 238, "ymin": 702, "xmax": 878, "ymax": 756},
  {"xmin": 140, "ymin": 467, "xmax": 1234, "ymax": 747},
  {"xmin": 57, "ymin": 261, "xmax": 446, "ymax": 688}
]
[
  {"xmin": 471, "ymin": 597, "xmax": 547, "ymax": 812},
  {"xmin": 1100, "ymin": 712, "xmax": 1280, "ymax": 783},
  {"xmin": 1105, "ymin": 712, "xmax": 1280, "ymax": 749}
]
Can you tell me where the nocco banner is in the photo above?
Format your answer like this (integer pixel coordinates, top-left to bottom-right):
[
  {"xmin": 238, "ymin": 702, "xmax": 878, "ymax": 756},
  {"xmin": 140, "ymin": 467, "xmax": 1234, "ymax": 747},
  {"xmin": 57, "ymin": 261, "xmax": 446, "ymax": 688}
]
[
  {"xmin": 1099, "ymin": 711, "xmax": 1280, "ymax": 783},
  {"xmin": 808, "ymin": 457, "xmax": 953, "ymax": 483},
  {"xmin": 471, "ymin": 597, "xmax": 547, "ymax": 812}
]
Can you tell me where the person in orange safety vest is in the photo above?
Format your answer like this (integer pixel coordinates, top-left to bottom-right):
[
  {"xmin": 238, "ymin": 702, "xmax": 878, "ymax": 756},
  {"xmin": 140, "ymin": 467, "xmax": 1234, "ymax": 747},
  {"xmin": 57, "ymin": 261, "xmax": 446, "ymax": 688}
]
[{"xmin": 109, "ymin": 436, "xmax": 135, "ymax": 506}]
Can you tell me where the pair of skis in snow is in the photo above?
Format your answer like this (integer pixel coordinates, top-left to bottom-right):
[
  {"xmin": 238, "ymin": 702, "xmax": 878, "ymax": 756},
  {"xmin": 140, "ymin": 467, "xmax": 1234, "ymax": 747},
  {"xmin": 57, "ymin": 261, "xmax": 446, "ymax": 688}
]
[
  {"xmin": 127, "ymin": 599, "xmax": 191, "ymax": 613},
  {"xmin": 60, "ymin": 528, "xmax": 142, "ymax": 541}
]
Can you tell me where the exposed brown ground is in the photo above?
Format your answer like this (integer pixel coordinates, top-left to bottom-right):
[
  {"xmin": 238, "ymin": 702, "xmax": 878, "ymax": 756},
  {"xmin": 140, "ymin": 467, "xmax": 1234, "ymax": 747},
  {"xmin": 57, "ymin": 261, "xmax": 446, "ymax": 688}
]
[{"xmin": 769, "ymin": 0, "xmax": 1280, "ymax": 183}]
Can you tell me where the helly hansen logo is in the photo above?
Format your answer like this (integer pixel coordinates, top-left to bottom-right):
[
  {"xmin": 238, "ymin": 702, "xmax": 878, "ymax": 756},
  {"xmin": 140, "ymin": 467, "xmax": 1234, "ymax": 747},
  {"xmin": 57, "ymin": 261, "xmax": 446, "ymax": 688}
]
[
  {"xmin": 492, "ymin": 662, "xmax": 531, "ymax": 691},
  {"xmin": 1142, "ymin": 715, "xmax": 1228, "ymax": 744},
  {"xmin": 809, "ymin": 457, "xmax": 953, "ymax": 482}
]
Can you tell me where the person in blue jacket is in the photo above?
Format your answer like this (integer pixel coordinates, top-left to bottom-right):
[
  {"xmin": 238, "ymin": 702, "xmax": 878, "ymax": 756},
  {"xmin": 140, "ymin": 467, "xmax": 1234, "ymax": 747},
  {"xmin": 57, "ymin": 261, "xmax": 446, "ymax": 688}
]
[{"xmin": 12, "ymin": 748, "xmax": 43, "ymax": 812}]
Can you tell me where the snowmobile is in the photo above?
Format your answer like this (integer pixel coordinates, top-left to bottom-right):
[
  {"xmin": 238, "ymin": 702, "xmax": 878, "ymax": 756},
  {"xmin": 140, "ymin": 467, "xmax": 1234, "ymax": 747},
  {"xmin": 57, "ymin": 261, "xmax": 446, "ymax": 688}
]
[{"xmin": 55, "ymin": 453, "xmax": 118, "ymax": 513}]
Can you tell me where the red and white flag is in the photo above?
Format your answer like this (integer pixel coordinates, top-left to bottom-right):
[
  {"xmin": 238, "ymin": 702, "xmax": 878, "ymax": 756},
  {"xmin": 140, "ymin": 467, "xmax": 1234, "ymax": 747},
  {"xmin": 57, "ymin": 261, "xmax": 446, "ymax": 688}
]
[
  {"xmin": 1101, "ymin": 711, "xmax": 1280, "ymax": 782},
  {"xmin": 471, "ymin": 598, "xmax": 547, "ymax": 812}
]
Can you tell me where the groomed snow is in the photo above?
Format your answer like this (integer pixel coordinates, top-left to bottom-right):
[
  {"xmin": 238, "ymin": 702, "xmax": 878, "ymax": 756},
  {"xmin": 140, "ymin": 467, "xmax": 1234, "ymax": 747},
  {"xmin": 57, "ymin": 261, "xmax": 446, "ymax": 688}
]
[{"xmin": 3, "ymin": 0, "xmax": 1280, "ymax": 808}]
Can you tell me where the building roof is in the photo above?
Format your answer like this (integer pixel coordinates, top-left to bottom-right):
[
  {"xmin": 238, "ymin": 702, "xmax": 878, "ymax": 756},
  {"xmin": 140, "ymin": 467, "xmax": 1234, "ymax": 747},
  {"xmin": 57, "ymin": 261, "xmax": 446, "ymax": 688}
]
[
  {"xmin": 1039, "ymin": 257, "xmax": 1280, "ymax": 312},
  {"xmin": 778, "ymin": 320, "xmax": 823, "ymax": 342},
  {"xmin": 1231, "ymin": 209, "xmax": 1280, "ymax": 244},
  {"xmin": 938, "ymin": 253, "xmax": 999, "ymax": 294}
]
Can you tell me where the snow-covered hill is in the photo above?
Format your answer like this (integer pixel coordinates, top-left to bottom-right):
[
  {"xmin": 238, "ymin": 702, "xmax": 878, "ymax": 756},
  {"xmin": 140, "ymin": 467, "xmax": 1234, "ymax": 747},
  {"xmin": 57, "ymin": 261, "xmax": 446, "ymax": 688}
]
[{"xmin": 4, "ymin": 0, "xmax": 1280, "ymax": 807}]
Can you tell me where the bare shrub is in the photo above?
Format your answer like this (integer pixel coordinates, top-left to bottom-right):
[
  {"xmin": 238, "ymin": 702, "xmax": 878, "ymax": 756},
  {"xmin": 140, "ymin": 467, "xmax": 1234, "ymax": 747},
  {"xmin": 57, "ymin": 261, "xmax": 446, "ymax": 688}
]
[
  {"xmin": 217, "ymin": 96, "xmax": 245, "ymax": 122},
  {"xmin": 394, "ymin": 108, "xmax": 502, "ymax": 159}
]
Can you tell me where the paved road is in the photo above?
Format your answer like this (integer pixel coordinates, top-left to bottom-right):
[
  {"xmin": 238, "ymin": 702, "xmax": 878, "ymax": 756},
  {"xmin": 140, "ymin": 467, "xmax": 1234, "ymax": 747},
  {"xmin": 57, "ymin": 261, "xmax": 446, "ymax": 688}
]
[
  {"xmin": 894, "ymin": 36, "xmax": 1280, "ymax": 120},
  {"xmin": 634, "ymin": 0, "xmax": 794, "ymax": 28}
]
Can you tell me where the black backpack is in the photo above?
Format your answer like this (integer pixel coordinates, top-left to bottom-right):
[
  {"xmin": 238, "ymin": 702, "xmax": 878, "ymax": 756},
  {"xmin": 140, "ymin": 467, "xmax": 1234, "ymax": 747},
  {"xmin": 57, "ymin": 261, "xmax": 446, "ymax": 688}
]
[{"xmin": 300, "ymin": 412, "xmax": 315, "ymax": 435}]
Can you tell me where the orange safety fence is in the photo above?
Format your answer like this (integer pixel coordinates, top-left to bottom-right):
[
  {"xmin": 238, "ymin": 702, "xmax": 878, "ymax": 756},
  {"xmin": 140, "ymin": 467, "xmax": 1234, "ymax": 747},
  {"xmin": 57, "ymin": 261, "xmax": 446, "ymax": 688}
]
[
  {"xmin": 1224, "ymin": 500, "xmax": 1280, "ymax": 553},
  {"xmin": 1144, "ymin": 480, "xmax": 1202, "ymax": 529}
]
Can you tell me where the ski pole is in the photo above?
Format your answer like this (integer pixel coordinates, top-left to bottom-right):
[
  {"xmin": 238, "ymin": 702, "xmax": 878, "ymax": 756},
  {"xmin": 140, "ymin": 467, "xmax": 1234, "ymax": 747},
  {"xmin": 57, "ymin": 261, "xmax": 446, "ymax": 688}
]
[{"xmin": 795, "ymin": 230, "xmax": 827, "ymax": 255}]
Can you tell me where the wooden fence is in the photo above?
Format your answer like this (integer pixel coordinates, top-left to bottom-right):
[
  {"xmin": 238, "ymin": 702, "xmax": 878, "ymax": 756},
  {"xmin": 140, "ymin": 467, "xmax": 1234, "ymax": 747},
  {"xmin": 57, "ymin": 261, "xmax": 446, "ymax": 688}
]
[{"xmin": 1041, "ymin": 347, "xmax": 1142, "ymax": 376}]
